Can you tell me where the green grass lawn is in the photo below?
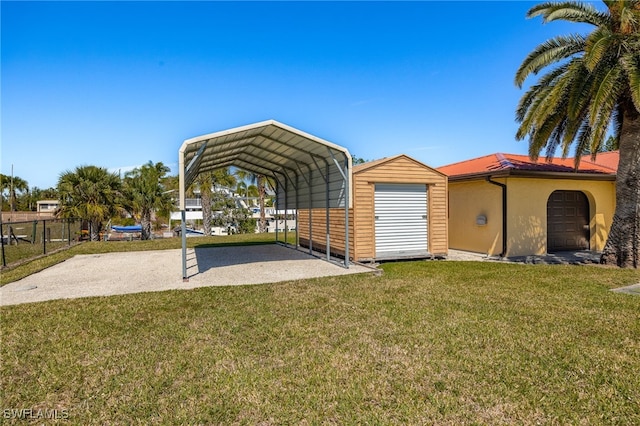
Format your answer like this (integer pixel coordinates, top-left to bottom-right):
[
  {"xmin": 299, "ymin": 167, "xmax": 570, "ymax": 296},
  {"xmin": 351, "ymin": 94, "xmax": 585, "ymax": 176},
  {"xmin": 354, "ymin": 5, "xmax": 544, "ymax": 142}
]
[{"xmin": 1, "ymin": 252, "xmax": 639, "ymax": 424}]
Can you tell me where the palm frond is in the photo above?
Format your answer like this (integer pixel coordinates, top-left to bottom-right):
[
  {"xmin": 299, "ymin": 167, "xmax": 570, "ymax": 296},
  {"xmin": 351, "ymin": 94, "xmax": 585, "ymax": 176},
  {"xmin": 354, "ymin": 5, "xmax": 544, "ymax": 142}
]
[
  {"xmin": 621, "ymin": 53, "xmax": 640, "ymax": 111},
  {"xmin": 526, "ymin": 109, "xmax": 566, "ymax": 159},
  {"xmin": 546, "ymin": 116, "xmax": 569, "ymax": 158},
  {"xmin": 564, "ymin": 59, "xmax": 593, "ymax": 120},
  {"xmin": 515, "ymin": 34, "xmax": 585, "ymax": 87},
  {"xmin": 584, "ymin": 27, "xmax": 615, "ymax": 70},
  {"xmin": 516, "ymin": 63, "xmax": 570, "ymax": 121},
  {"xmin": 615, "ymin": 0, "xmax": 640, "ymax": 33},
  {"xmin": 527, "ymin": 1, "xmax": 611, "ymax": 26},
  {"xmin": 573, "ymin": 122, "xmax": 592, "ymax": 168},
  {"xmin": 612, "ymin": 105, "xmax": 624, "ymax": 140},
  {"xmin": 516, "ymin": 86, "xmax": 554, "ymax": 140},
  {"xmin": 589, "ymin": 65, "xmax": 623, "ymax": 121}
]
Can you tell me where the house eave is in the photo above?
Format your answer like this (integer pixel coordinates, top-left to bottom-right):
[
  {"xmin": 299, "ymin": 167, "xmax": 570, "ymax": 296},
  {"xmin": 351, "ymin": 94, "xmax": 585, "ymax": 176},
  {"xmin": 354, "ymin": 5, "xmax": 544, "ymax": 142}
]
[{"xmin": 447, "ymin": 169, "xmax": 616, "ymax": 182}]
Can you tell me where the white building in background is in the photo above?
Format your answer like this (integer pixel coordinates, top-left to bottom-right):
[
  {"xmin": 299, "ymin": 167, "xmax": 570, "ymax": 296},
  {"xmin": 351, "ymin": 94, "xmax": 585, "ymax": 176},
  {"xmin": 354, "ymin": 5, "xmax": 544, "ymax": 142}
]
[
  {"xmin": 36, "ymin": 199, "xmax": 59, "ymax": 213},
  {"xmin": 169, "ymin": 198, "xmax": 296, "ymax": 235}
]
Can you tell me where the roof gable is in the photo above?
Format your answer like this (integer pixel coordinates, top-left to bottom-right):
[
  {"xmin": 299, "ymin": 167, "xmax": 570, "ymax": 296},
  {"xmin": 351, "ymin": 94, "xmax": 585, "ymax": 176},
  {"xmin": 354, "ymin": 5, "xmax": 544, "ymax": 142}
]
[{"xmin": 354, "ymin": 154, "xmax": 447, "ymax": 177}]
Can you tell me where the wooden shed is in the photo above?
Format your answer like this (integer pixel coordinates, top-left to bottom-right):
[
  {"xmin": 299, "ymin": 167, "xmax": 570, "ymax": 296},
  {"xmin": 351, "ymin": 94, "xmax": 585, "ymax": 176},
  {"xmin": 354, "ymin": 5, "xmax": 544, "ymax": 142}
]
[{"xmin": 298, "ymin": 154, "xmax": 448, "ymax": 262}]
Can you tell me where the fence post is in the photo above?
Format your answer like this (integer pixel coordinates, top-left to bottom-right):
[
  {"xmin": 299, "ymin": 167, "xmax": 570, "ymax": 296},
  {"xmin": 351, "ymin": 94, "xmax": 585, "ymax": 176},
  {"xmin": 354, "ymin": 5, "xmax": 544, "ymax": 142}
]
[
  {"xmin": 0, "ymin": 215, "xmax": 6, "ymax": 267},
  {"xmin": 68, "ymin": 219, "xmax": 72, "ymax": 245},
  {"xmin": 32, "ymin": 220, "xmax": 37, "ymax": 244},
  {"xmin": 43, "ymin": 219, "xmax": 47, "ymax": 255}
]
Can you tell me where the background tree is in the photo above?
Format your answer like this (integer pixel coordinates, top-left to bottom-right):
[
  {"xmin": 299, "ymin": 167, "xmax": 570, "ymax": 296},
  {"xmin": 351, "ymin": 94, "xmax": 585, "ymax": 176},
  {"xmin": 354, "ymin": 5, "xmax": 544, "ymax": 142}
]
[
  {"xmin": 235, "ymin": 181, "xmax": 249, "ymax": 207},
  {"xmin": 235, "ymin": 170, "xmax": 274, "ymax": 233},
  {"xmin": 582, "ymin": 135, "xmax": 620, "ymax": 155},
  {"xmin": 121, "ymin": 161, "xmax": 173, "ymax": 240},
  {"xmin": 13, "ymin": 186, "xmax": 58, "ymax": 212},
  {"xmin": 194, "ymin": 168, "xmax": 236, "ymax": 235},
  {"xmin": 0, "ymin": 174, "xmax": 29, "ymax": 212},
  {"xmin": 351, "ymin": 155, "xmax": 368, "ymax": 165},
  {"xmin": 247, "ymin": 184, "xmax": 259, "ymax": 201},
  {"xmin": 210, "ymin": 191, "xmax": 256, "ymax": 234},
  {"xmin": 515, "ymin": 0, "xmax": 640, "ymax": 268},
  {"xmin": 57, "ymin": 165, "xmax": 121, "ymax": 241}
]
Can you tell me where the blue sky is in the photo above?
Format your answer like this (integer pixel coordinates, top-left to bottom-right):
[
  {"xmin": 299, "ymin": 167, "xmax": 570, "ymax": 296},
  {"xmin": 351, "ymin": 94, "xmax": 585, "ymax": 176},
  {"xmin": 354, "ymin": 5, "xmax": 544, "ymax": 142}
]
[{"xmin": 2, "ymin": 1, "xmax": 587, "ymax": 189}]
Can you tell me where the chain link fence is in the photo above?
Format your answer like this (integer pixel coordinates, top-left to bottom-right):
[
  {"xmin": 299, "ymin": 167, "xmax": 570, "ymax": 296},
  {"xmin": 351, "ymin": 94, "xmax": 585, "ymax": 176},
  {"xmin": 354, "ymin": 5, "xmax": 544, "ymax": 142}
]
[{"xmin": 1, "ymin": 218, "xmax": 83, "ymax": 267}]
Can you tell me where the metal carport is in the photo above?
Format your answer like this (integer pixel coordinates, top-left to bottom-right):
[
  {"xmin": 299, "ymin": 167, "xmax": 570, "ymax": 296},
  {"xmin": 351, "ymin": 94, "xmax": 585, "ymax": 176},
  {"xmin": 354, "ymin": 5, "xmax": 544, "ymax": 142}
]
[{"xmin": 178, "ymin": 120, "xmax": 352, "ymax": 281}]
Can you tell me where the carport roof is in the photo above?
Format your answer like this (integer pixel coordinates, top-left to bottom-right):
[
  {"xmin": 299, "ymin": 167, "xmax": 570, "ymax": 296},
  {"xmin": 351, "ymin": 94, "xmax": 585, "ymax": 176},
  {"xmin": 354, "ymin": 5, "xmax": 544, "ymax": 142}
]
[{"xmin": 178, "ymin": 120, "xmax": 352, "ymax": 210}]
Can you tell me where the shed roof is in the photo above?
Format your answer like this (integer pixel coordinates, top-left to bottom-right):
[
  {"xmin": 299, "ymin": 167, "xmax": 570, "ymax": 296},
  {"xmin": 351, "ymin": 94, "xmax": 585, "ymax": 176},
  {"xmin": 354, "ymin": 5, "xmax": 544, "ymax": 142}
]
[
  {"xmin": 353, "ymin": 154, "xmax": 447, "ymax": 177},
  {"xmin": 437, "ymin": 152, "xmax": 618, "ymax": 180}
]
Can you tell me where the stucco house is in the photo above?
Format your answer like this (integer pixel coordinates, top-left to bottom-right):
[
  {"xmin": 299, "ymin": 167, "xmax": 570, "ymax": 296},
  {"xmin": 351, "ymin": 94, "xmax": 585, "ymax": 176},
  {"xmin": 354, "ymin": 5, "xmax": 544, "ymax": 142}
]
[{"xmin": 437, "ymin": 152, "xmax": 618, "ymax": 257}]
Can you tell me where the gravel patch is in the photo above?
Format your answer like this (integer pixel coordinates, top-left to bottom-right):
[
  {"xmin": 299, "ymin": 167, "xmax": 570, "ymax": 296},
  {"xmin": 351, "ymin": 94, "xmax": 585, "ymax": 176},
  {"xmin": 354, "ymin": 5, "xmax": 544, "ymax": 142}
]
[
  {"xmin": 446, "ymin": 249, "xmax": 498, "ymax": 261},
  {"xmin": 611, "ymin": 283, "xmax": 640, "ymax": 296},
  {"xmin": 0, "ymin": 245, "xmax": 373, "ymax": 306}
]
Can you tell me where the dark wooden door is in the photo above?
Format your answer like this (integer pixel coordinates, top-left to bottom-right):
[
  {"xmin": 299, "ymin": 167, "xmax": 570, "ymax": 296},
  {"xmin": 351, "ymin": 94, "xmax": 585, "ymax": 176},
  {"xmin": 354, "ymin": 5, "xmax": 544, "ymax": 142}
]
[{"xmin": 547, "ymin": 190, "xmax": 590, "ymax": 252}]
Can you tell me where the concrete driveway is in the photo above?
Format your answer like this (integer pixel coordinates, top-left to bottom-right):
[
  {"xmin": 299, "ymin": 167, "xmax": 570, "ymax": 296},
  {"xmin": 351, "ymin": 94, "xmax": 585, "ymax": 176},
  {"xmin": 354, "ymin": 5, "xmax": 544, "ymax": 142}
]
[{"xmin": 0, "ymin": 245, "xmax": 373, "ymax": 306}]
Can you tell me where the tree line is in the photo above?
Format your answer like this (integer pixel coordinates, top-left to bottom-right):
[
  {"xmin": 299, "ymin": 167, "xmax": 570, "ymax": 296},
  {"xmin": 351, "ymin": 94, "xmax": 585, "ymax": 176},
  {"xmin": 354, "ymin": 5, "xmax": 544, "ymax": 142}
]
[{"xmin": 1, "ymin": 163, "xmax": 273, "ymax": 241}]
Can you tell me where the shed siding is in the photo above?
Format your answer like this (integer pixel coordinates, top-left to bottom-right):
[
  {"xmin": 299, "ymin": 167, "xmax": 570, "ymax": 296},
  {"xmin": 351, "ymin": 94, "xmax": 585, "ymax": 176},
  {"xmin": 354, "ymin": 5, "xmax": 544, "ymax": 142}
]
[
  {"xmin": 298, "ymin": 208, "xmax": 355, "ymax": 259},
  {"xmin": 298, "ymin": 155, "xmax": 448, "ymax": 262},
  {"xmin": 353, "ymin": 156, "xmax": 448, "ymax": 259}
]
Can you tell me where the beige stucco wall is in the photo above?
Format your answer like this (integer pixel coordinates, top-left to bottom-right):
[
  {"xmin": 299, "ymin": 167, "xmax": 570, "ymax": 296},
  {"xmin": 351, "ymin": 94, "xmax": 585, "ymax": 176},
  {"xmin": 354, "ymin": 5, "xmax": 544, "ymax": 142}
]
[
  {"xmin": 448, "ymin": 180, "xmax": 504, "ymax": 256},
  {"xmin": 448, "ymin": 177, "xmax": 616, "ymax": 257}
]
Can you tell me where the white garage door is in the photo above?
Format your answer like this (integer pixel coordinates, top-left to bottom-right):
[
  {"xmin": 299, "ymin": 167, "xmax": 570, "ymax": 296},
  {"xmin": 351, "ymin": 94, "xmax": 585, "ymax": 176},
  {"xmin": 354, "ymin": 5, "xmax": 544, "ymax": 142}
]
[{"xmin": 374, "ymin": 184, "xmax": 428, "ymax": 258}]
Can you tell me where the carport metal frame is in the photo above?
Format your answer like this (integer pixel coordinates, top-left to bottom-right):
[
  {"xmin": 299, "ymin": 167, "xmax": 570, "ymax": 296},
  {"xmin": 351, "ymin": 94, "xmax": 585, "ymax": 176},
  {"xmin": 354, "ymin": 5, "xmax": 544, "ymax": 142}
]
[{"xmin": 178, "ymin": 120, "xmax": 352, "ymax": 281}]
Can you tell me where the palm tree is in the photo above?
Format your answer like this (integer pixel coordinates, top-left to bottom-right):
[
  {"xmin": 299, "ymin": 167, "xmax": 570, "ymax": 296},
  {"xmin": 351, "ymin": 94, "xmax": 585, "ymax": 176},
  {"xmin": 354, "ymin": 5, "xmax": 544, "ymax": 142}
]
[
  {"xmin": 235, "ymin": 181, "xmax": 248, "ymax": 207},
  {"xmin": 0, "ymin": 174, "xmax": 29, "ymax": 212},
  {"xmin": 515, "ymin": 0, "xmax": 640, "ymax": 268},
  {"xmin": 235, "ymin": 170, "xmax": 274, "ymax": 233},
  {"xmin": 57, "ymin": 165, "xmax": 121, "ymax": 241},
  {"xmin": 247, "ymin": 184, "xmax": 259, "ymax": 201},
  {"xmin": 194, "ymin": 168, "xmax": 236, "ymax": 235},
  {"xmin": 121, "ymin": 161, "xmax": 173, "ymax": 240}
]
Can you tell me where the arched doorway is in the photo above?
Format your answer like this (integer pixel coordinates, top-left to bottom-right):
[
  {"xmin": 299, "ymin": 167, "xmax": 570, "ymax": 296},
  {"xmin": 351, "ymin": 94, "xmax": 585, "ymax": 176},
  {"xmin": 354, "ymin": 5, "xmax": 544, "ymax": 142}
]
[{"xmin": 546, "ymin": 190, "xmax": 590, "ymax": 252}]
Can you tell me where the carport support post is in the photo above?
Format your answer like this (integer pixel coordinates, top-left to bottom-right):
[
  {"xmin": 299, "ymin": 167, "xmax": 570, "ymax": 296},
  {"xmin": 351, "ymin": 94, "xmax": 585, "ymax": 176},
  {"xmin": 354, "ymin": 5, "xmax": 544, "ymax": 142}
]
[
  {"xmin": 181, "ymin": 210, "xmax": 188, "ymax": 281},
  {"xmin": 343, "ymin": 155, "xmax": 350, "ymax": 268},
  {"xmin": 308, "ymin": 169, "xmax": 313, "ymax": 255},
  {"xmin": 295, "ymin": 172, "xmax": 300, "ymax": 249},
  {"xmin": 275, "ymin": 180, "xmax": 279, "ymax": 243},
  {"xmin": 284, "ymin": 175, "xmax": 288, "ymax": 246},
  {"xmin": 326, "ymin": 163, "xmax": 330, "ymax": 261}
]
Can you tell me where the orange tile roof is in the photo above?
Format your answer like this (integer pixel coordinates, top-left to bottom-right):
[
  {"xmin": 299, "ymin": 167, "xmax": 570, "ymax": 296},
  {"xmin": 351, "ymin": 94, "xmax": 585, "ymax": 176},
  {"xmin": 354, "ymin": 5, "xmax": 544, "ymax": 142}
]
[
  {"xmin": 437, "ymin": 152, "xmax": 618, "ymax": 178},
  {"xmin": 581, "ymin": 151, "xmax": 619, "ymax": 171}
]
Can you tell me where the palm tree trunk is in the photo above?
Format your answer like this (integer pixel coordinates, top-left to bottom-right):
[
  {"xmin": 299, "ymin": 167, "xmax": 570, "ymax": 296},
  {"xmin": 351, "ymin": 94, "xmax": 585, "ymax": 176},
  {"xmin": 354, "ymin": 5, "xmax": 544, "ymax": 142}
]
[
  {"xmin": 141, "ymin": 209, "xmax": 152, "ymax": 240},
  {"xmin": 258, "ymin": 176, "xmax": 266, "ymax": 233},
  {"xmin": 600, "ymin": 107, "xmax": 640, "ymax": 268},
  {"xmin": 90, "ymin": 219, "xmax": 100, "ymax": 241},
  {"xmin": 201, "ymin": 190, "xmax": 212, "ymax": 236}
]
